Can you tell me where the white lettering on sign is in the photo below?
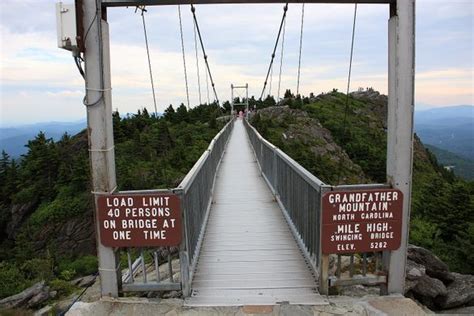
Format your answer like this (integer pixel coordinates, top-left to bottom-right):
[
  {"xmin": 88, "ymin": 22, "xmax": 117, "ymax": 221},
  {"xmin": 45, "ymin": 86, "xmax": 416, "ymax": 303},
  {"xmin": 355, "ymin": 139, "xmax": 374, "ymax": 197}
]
[
  {"xmin": 121, "ymin": 219, "xmax": 158, "ymax": 229},
  {"xmin": 124, "ymin": 207, "xmax": 170, "ymax": 217},
  {"xmin": 332, "ymin": 213, "xmax": 355, "ymax": 221},
  {"xmin": 337, "ymin": 223, "xmax": 360, "ymax": 234},
  {"xmin": 337, "ymin": 243, "xmax": 355, "ymax": 251},
  {"xmin": 367, "ymin": 222, "xmax": 388, "ymax": 232},
  {"xmin": 328, "ymin": 191, "xmax": 399, "ymax": 204},
  {"xmin": 107, "ymin": 197, "xmax": 134, "ymax": 207},
  {"xmin": 112, "ymin": 230, "xmax": 131, "ymax": 240},
  {"xmin": 142, "ymin": 196, "xmax": 170, "ymax": 207},
  {"xmin": 103, "ymin": 220, "xmax": 116, "ymax": 229},
  {"xmin": 143, "ymin": 230, "xmax": 166, "ymax": 239},
  {"xmin": 338, "ymin": 202, "xmax": 388, "ymax": 212}
]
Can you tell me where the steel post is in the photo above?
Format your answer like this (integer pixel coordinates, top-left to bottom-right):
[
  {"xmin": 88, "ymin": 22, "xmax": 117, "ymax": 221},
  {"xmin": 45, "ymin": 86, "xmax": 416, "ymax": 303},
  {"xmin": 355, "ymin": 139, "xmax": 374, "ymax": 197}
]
[
  {"xmin": 82, "ymin": 0, "xmax": 121, "ymax": 297},
  {"xmin": 385, "ymin": 0, "xmax": 415, "ymax": 294},
  {"xmin": 245, "ymin": 83, "xmax": 249, "ymax": 118},
  {"xmin": 231, "ymin": 84, "xmax": 234, "ymax": 114}
]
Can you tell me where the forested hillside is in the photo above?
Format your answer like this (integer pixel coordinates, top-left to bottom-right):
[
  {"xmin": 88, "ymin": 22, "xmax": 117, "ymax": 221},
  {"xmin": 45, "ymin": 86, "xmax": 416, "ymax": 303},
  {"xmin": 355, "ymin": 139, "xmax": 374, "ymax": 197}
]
[
  {"xmin": 251, "ymin": 89, "xmax": 474, "ymax": 275},
  {"xmin": 0, "ymin": 103, "xmax": 223, "ymax": 298},
  {"xmin": 1, "ymin": 90, "xmax": 472, "ymax": 302}
]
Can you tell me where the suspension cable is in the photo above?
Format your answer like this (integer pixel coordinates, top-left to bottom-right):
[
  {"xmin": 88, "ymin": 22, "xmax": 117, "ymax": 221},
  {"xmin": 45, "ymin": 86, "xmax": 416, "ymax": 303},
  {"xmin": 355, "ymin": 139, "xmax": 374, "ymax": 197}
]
[
  {"xmin": 277, "ymin": 17, "xmax": 287, "ymax": 101},
  {"xmin": 193, "ymin": 23, "xmax": 202, "ymax": 105},
  {"xmin": 296, "ymin": 3, "xmax": 305, "ymax": 96},
  {"xmin": 136, "ymin": 6, "xmax": 158, "ymax": 116},
  {"xmin": 205, "ymin": 66, "xmax": 210, "ymax": 104},
  {"xmin": 337, "ymin": 3, "xmax": 358, "ymax": 184},
  {"xmin": 260, "ymin": 3, "xmax": 289, "ymax": 100},
  {"xmin": 268, "ymin": 64, "xmax": 274, "ymax": 97},
  {"xmin": 178, "ymin": 5, "xmax": 191, "ymax": 109},
  {"xmin": 191, "ymin": 4, "xmax": 220, "ymax": 105}
]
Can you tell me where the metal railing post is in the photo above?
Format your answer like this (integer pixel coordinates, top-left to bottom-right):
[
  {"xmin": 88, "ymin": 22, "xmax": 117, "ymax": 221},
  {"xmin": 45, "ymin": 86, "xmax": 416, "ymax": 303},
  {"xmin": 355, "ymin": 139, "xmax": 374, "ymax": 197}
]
[
  {"xmin": 273, "ymin": 150, "xmax": 278, "ymax": 193},
  {"xmin": 176, "ymin": 188, "xmax": 191, "ymax": 297},
  {"xmin": 319, "ymin": 185, "xmax": 331, "ymax": 295}
]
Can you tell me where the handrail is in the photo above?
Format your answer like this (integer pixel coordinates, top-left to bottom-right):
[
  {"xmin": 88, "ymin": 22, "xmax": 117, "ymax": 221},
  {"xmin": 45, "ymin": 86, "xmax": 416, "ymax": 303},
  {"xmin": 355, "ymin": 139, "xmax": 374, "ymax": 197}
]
[
  {"xmin": 178, "ymin": 119, "xmax": 233, "ymax": 192},
  {"xmin": 275, "ymin": 148, "xmax": 326, "ymax": 191},
  {"xmin": 118, "ymin": 118, "xmax": 234, "ymax": 296},
  {"xmin": 244, "ymin": 117, "xmax": 395, "ymax": 293},
  {"xmin": 177, "ymin": 117, "xmax": 235, "ymax": 295},
  {"xmin": 244, "ymin": 118, "xmax": 326, "ymax": 278}
]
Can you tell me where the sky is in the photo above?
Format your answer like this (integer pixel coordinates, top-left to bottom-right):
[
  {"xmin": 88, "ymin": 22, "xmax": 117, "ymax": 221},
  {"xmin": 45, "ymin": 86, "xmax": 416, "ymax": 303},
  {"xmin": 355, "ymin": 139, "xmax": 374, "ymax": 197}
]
[{"xmin": 0, "ymin": 0, "xmax": 473, "ymax": 126}]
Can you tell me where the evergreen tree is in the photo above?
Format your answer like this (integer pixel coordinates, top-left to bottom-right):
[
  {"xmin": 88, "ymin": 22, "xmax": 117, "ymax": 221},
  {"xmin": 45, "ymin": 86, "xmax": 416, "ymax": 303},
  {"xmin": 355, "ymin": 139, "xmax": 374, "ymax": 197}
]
[
  {"xmin": 164, "ymin": 105, "xmax": 176, "ymax": 122},
  {"xmin": 175, "ymin": 104, "xmax": 188, "ymax": 123}
]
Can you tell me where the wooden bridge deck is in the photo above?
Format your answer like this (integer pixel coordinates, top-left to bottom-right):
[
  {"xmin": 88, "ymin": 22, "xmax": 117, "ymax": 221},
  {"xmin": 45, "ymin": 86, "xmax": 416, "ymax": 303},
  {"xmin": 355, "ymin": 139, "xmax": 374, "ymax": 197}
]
[{"xmin": 185, "ymin": 118, "xmax": 326, "ymax": 306}]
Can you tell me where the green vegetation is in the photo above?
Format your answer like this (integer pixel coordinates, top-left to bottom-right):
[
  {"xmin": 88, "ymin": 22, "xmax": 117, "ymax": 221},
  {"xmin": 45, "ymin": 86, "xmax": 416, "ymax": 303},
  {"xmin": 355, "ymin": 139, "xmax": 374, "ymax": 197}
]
[
  {"xmin": 0, "ymin": 103, "xmax": 224, "ymax": 298},
  {"xmin": 251, "ymin": 89, "xmax": 474, "ymax": 274},
  {"xmin": 0, "ymin": 89, "xmax": 472, "ymax": 300},
  {"xmin": 424, "ymin": 144, "xmax": 474, "ymax": 180}
]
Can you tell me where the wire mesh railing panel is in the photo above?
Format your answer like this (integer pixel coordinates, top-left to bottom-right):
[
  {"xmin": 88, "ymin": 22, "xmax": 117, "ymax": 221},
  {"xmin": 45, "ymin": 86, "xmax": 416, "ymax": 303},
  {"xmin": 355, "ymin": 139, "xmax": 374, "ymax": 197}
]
[
  {"xmin": 177, "ymin": 118, "xmax": 234, "ymax": 282},
  {"xmin": 244, "ymin": 119, "xmax": 325, "ymax": 274}
]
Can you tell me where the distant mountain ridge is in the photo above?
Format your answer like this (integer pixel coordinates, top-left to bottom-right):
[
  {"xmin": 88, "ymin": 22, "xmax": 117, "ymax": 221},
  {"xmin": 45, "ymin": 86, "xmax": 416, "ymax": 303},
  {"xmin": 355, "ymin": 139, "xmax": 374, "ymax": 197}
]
[
  {"xmin": 415, "ymin": 105, "xmax": 473, "ymax": 160},
  {"xmin": 0, "ymin": 120, "xmax": 87, "ymax": 158}
]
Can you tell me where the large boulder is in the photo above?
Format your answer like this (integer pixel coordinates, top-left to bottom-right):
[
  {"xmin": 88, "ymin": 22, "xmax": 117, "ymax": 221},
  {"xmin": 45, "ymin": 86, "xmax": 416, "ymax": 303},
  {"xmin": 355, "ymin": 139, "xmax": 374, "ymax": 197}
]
[
  {"xmin": 407, "ymin": 245, "xmax": 454, "ymax": 284},
  {"xmin": 411, "ymin": 275, "xmax": 447, "ymax": 310},
  {"xmin": 437, "ymin": 273, "xmax": 474, "ymax": 309},
  {"xmin": 405, "ymin": 259, "xmax": 426, "ymax": 292}
]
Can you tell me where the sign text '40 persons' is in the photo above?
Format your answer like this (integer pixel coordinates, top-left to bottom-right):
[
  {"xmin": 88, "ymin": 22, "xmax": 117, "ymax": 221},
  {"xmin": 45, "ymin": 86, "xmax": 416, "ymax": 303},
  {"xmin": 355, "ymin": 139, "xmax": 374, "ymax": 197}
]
[
  {"xmin": 322, "ymin": 188, "xmax": 403, "ymax": 254},
  {"xmin": 97, "ymin": 193, "xmax": 181, "ymax": 247}
]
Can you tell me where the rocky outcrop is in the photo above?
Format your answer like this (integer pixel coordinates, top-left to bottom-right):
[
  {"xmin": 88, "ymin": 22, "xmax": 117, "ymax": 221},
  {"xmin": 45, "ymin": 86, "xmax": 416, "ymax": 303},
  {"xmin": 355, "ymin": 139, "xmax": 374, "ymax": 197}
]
[
  {"xmin": 408, "ymin": 245, "xmax": 454, "ymax": 283},
  {"xmin": 71, "ymin": 275, "xmax": 97, "ymax": 288},
  {"xmin": 440, "ymin": 273, "xmax": 474, "ymax": 309},
  {"xmin": 7, "ymin": 202, "xmax": 37, "ymax": 239},
  {"xmin": 0, "ymin": 281, "xmax": 53, "ymax": 309},
  {"xmin": 405, "ymin": 245, "xmax": 474, "ymax": 310},
  {"xmin": 253, "ymin": 106, "xmax": 368, "ymax": 184},
  {"xmin": 31, "ymin": 215, "xmax": 95, "ymax": 258}
]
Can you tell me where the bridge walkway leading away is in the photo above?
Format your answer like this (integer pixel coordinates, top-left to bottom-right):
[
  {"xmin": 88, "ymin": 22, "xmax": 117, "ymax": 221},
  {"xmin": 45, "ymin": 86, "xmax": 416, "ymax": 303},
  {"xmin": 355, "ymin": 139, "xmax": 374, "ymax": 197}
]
[{"xmin": 185, "ymin": 118, "xmax": 327, "ymax": 306}]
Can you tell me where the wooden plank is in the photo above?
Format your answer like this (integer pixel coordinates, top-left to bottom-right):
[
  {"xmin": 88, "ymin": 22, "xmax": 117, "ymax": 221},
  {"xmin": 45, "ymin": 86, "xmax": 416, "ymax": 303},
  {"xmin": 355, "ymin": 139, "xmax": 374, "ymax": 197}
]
[
  {"xmin": 193, "ymin": 271, "xmax": 311, "ymax": 280},
  {"xmin": 185, "ymin": 289, "xmax": 328, "ymax": 307},
  {"xmin": 122, "ymin": 282, "xmax": 181, "ymax": 292},
  {"xmin": 192, "ymin": 278, "xmax": 316, "ymax": 289}
]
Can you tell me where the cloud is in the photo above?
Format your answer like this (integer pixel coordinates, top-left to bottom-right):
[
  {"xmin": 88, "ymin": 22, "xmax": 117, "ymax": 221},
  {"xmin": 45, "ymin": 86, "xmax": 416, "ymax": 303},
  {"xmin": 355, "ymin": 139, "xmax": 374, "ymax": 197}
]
[
  {"xmin": 46, "ymin": 90, "xmax": 84, "ymax": 98},
  {"xmin": 0, "ymin": 0, "xmax": 473, "ymax": 125}
]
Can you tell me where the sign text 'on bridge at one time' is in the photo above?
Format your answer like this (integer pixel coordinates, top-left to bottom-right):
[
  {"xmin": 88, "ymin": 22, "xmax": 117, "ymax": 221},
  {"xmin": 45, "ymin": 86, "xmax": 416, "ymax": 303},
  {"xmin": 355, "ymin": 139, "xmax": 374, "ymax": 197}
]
[
  {"xmin": 322, "ymin": 189, "xmax": 403, "ymax": 254},
  {"xmin": 97, "ymin": 193, "xmax": 181, "ymax": 247}
]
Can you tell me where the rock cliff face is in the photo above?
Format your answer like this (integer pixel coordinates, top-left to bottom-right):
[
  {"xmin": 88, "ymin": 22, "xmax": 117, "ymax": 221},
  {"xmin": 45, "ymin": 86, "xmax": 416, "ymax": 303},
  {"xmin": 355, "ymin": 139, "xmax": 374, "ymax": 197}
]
[
  {"xmin": 252, "ymin": 106, "xmax": 368, "ymax": 185},
  {"xmin": 32, "ymin": 216, "xmax": 96, "ymax": 257},
  {"xmin": 7, "ymin": 202, "xmax": 37, "ymax": 239},
  {"xmin": 2, "ymin": 131, "xmax": 96, "ymax": 259}
]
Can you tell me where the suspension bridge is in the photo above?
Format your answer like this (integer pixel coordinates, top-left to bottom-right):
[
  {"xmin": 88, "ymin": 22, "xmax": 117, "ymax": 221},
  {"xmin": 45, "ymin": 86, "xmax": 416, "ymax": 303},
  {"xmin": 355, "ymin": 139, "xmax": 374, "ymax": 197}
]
[{"xmin": 57, "ymin": 0, "xmax": 415, "ymax": 306}]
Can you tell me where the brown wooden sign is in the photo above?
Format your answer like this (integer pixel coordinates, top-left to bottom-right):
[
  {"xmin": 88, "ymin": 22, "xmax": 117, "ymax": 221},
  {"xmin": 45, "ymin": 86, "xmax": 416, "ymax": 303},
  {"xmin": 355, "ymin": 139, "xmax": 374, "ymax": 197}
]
[
  {"xmin": 97, "ymin": 193, "xmax": 182, "ymax": 247},
  {"xmin": 322, "ymin": 189, "xmax": 403, "ymax": 254}
]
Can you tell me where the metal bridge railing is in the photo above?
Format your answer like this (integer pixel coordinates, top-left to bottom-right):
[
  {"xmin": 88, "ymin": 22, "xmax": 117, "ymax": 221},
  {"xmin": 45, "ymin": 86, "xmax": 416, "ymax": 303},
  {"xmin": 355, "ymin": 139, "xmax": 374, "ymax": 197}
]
[
  {"xmin": 115, "ymin": 188, "xmax": 182, "ymax": 292},
  {"xmin": 245, "ymin": 118, "xmax": 392, "ymax": 293},
  {"xmin": 244, "ymin": 119, "xmax": 326, "ymax": 277},
  {"xmin": 119, "ymin": 118, "xmax": 234, "ymax": 296},
  {"xmin": 176, "ymin": 118, "xmax": 234, "ymax": 295}
]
